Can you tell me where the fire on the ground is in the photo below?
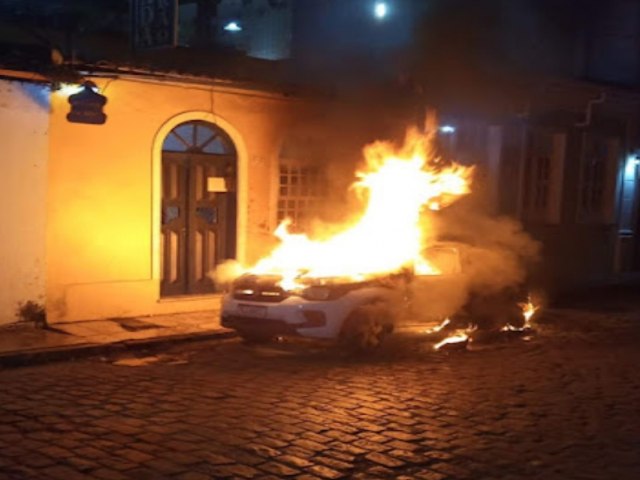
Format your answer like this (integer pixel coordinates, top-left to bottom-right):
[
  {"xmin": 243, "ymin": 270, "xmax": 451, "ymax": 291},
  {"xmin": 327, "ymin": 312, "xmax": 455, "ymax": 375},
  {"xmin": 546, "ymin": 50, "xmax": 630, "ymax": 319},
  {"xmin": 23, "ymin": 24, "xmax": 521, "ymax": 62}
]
[{"xmin": 433, "ymin": 296, "xmax": 539, "ymax": 351}]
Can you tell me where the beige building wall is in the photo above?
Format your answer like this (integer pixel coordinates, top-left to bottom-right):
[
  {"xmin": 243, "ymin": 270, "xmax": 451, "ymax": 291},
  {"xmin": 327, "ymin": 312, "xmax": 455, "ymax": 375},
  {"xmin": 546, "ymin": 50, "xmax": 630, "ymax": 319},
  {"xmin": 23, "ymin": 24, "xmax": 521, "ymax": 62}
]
[
  {"xmin": 0, "ymin": 79, "xmax": 49, "ymax": 325},
  {"xmin": 47, "ymin": 76, "xmax": 304, "ymax": 322}
]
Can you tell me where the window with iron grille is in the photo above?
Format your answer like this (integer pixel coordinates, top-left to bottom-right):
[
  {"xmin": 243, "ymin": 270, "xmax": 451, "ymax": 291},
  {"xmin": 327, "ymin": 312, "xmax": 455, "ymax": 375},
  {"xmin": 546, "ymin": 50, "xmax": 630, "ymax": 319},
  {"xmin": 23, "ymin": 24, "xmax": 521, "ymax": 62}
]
[
  {"xmin": 523, "ymin": 131, "xmax": 565, "ymax": 223},
  {"xmin": 277, "ymin": 160, "xmax": 326, "ymax": 231},
  {"xmin": 530, "ymin": 155, "xmax": 551, "ymax": 211},
  {"xmin": 580, "ymin": 157, "xmax": 605, "ymax": 214},
  {"xmin": 578, "ymin": 135, "xmax": 617, "ymax": 223}
]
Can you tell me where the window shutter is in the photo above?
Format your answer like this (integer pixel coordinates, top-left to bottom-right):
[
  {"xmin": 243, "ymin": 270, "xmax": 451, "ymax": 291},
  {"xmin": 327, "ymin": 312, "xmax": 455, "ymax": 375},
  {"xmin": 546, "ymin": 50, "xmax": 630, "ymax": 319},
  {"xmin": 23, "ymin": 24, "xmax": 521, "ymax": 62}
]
[
  {"xmin": 546, "ymin": 133, "xmax": 566, "ymax": 224},
  {"xmin": 603, "ymin": 138, "xmax": 621, "ymax": 224}
]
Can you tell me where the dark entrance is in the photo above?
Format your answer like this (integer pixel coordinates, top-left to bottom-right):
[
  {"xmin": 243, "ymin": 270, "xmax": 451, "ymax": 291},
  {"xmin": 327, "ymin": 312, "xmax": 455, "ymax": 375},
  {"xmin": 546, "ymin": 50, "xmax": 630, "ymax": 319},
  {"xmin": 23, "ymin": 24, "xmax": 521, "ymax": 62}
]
[{"xmin": 161, "ymin": 121, "xmax": 237, "ymax": 296}]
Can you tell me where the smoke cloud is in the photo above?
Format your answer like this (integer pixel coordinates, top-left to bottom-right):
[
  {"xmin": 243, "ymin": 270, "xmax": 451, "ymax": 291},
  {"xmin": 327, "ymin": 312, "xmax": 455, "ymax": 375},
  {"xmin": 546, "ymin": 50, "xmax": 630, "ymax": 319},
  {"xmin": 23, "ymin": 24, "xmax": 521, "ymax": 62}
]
[
  {"xmin": 409, "ymin": 199, "xmax": 541, "ymax": 328},
  {"xmin": 210, "ymin": 259, "xmax": 244, "ymax": 291}
]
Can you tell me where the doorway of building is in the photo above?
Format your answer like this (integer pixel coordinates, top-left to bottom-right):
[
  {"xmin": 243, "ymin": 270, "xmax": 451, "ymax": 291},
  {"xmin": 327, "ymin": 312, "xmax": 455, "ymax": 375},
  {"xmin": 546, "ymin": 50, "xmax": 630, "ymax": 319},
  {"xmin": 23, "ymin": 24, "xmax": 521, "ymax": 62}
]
[{"xmin": 161, "ymin": 120, "xmax": 237, "ymax": 296}]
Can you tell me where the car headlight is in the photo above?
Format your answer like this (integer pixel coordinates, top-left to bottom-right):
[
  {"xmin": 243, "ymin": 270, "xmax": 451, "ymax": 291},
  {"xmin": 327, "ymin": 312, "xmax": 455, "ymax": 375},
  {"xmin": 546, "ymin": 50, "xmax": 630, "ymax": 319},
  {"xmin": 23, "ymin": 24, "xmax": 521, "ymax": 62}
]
[{"xmin": 300, "ymin": 285, "xmax": 332, "ymax": 301}]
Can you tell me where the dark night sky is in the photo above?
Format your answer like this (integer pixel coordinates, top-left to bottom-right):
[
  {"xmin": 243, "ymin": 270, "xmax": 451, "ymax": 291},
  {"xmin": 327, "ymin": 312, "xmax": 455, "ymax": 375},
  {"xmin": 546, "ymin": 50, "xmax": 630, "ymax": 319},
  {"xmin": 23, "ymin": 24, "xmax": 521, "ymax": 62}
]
[
  {"xmin": 289, "ymin": 0, "xmax": 640, "ymax": 109},
  {"xmin": 0, "ymin": 0, "xmax": 638, "ymax": 94}
]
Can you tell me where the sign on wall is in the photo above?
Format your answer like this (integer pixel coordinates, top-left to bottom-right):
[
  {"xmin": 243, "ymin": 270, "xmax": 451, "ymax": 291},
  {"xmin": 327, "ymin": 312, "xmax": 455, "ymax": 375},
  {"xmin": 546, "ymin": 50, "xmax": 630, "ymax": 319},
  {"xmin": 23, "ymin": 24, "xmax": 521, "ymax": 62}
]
[{"xmin": 131, "ymin": 0, "xmax": 178, "ymax": 50}]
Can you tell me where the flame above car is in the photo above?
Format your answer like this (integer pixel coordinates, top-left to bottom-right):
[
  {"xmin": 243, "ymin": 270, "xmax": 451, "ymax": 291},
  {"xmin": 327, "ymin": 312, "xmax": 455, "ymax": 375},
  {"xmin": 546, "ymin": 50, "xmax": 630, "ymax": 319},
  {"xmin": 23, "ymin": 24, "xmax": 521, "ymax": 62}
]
[{"xmin": 249, "ymin": 128, "xmax": 474, "ymax": 290}]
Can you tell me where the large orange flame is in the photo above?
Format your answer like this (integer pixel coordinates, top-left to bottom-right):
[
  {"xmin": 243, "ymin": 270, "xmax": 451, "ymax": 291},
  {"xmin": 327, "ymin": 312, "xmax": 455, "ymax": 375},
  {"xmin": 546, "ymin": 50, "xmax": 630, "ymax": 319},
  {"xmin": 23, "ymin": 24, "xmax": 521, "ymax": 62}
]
[{"xmin": 250, "ymin": 129, "xmax": 474, "ymax": 289}]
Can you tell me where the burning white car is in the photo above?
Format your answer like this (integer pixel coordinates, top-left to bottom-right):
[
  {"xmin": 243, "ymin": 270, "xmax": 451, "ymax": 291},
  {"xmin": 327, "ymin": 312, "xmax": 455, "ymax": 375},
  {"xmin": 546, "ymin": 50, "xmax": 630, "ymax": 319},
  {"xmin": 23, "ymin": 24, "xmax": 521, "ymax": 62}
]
[
  {"xmin": 218, "ymin": 129, "xmax": 498, "ymax": 348},
  {"xmin": 220, "ymin": 273, "xmax": 401, "ymax": 346},
  {"xmin": 221, "ymin": 244, "xmax": 464, "ymax": 348}
]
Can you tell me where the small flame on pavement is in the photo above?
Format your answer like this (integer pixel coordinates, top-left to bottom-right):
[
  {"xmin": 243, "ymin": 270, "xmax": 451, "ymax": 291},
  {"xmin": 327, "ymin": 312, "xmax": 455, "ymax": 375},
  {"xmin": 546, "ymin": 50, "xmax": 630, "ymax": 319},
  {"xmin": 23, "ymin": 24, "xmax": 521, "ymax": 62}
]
[
  {"xmin": 433, "ymin": 323, "xmax": 476, "ymax": 351},
  {"xmin": 501, "ymin": 295, "xmax": 539, "ymax": 332},
  {"xmin": 520, "ymin": 296, "xmax": 538, "ymax": 326},
  {"xmin": 434, "ymin": 330, "xmax": 470, "ymax": 350},
  {"xmin": 424, "ymin": 317, "xmax": 450, "ymax": 334}
]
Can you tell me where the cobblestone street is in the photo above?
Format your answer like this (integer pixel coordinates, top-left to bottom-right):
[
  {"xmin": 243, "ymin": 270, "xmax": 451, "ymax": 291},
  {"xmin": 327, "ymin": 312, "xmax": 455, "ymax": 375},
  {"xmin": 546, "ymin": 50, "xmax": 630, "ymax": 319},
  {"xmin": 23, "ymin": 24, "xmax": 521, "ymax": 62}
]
[{"xmin": 1, "ymin": 312, "xmax": 640, "ymax": 480}]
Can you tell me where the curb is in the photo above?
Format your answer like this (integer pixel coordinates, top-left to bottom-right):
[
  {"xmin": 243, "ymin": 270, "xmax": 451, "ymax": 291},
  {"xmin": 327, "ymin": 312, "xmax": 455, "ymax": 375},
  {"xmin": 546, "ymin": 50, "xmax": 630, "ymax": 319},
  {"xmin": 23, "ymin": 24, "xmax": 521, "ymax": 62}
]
[{"xmin": 0, "ymin": 329, "xmax": 237, "ymax": 368}]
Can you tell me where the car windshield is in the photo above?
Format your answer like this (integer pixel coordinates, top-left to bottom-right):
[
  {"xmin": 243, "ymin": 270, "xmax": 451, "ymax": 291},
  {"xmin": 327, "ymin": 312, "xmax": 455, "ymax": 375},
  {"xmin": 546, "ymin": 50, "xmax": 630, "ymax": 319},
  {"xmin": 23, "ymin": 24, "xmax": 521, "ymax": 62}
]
[{"xmin": 421, "ymin": 246, "xmax": 462, "ymax": 276}]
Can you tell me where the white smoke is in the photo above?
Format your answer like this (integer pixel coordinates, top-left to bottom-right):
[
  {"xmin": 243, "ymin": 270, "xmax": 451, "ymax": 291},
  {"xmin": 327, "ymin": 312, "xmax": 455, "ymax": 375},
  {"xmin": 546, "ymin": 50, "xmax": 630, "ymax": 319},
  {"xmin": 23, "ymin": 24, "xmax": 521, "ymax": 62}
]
[
  {"xmin": 409, "ymin": 199, "xmax": 542, "ymax": 327},
  {"xmin": 209, "ymin": 259, "xmax": 244, "ymax": 290}
]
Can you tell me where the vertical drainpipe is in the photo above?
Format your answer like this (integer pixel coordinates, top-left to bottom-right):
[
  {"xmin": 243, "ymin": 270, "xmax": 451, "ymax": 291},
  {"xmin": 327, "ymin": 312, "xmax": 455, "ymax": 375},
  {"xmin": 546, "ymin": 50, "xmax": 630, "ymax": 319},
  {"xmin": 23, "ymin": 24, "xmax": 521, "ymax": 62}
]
[
  {"xmin": 575, "ymin": 92, "xmax": 606, "ymax": 128},
  {"xmin": 574, "ymin": 92, "xmax": 607, "ymax": 277},
  {"xmin": 574, "ymin": 92, "xmax": 606, "ymax": 219}
]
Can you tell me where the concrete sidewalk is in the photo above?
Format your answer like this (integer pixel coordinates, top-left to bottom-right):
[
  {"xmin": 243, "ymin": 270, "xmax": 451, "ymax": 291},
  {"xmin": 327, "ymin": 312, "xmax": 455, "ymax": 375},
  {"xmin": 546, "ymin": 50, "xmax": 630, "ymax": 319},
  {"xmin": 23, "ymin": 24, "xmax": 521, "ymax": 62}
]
[
  {"xmin": 3, "ymin": 277, "xmax": 640, "ymax": 368},
  {"xmin": 0, "ymin": 310, "xmax": 235, "ymax": 367}
]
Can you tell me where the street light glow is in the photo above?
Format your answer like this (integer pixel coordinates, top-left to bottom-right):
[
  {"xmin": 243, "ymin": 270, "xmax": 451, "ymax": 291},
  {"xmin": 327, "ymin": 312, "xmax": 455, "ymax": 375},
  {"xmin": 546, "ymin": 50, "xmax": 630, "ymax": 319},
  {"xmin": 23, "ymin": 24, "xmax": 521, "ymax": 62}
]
[
  {"xmin": 224, "ymin": 21, "xmax": 242, "ymax": 32},
  {"xmin": 55, "ymin": 82, "xmax": 100, "ymax": 96},
  {"xmin": 374, "ymin": 2, "xmax": 388, "ymax": 19},
  {"xmin": 625, "ymin": 155, "xmax": 640, "ymax": 177}
]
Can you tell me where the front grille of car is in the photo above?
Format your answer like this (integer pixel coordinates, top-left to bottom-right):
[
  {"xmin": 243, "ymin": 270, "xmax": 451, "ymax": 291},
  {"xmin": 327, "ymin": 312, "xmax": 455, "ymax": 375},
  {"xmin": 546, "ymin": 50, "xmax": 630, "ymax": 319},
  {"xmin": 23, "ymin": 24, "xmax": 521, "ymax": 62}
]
[
  {"xmin": 232, "ymin": 275, "xmax": 289, "ymax": 303},
  {"xmin": 221, "ymin": 315, "xmax": 296, "ymax": 334}
]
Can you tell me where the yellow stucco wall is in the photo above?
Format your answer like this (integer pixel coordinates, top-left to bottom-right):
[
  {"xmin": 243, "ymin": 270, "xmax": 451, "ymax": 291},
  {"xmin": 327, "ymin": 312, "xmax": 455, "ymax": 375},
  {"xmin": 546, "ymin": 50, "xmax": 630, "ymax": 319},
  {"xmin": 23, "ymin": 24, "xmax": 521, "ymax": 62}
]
[
  {"xmin": 47, "ymin": 76, "xmax": 305, "ymax": 322},
  {"xmin": 0, "ymin": 80, "xmax": 48, "ymax": 325}
]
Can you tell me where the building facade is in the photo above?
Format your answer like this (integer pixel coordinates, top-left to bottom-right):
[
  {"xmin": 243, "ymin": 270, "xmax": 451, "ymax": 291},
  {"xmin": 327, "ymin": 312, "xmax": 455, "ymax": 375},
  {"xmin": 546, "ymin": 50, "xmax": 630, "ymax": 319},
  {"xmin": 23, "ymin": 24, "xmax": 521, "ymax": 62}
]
[
  {"xmin": 0, "ymin": 75, "xmax": 49, "ymax": 325},
  {"xmin": 0, "ymin": 66, "xmax": 411, "ymax": 325},
  {"xmin": 0, "ymin": 68, "xmax": 323, "ymax": 324},
  {"xmin": 439, "ymin": 80, "xmax": 640, "ymax": 294}
]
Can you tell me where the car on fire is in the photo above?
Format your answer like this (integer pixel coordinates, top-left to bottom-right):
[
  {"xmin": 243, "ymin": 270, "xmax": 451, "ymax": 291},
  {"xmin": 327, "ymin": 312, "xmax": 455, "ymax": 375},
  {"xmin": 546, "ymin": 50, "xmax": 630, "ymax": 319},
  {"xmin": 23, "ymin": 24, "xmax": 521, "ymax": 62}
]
[{"xmin": 220, "ymin": 244, "xmax": 467, "ymax": 348}]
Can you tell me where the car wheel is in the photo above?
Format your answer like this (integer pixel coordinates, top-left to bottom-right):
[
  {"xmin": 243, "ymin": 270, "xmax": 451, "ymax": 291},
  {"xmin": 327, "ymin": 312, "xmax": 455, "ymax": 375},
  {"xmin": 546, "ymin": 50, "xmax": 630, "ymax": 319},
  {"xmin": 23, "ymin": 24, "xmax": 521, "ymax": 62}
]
[{"xmin": 340, "ymin": 304, "xmax": 392, "ymax": 351}]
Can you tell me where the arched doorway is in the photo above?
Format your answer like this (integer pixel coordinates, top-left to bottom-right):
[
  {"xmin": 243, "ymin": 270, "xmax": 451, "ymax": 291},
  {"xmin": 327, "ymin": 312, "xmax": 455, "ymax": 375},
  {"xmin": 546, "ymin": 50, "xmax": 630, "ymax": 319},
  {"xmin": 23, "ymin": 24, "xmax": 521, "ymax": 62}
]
[{"xmin": 161, "ymin": 120, "xmax": 237, "ymax": 296}]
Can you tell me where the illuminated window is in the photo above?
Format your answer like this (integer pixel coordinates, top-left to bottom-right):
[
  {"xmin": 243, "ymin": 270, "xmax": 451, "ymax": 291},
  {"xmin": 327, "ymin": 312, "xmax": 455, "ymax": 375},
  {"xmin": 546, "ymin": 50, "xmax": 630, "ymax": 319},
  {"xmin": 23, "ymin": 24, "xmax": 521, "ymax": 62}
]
[
  {"xmin": 619, "ymin": 156, "xmax": 640, "ymax": 233},
  {"xmin": 162, "ymin": 121, "xmax": 235, "ymax": 154},
  {"xmin": 277, "ymin": 160, "xmax": 326, "ymax": 232}
]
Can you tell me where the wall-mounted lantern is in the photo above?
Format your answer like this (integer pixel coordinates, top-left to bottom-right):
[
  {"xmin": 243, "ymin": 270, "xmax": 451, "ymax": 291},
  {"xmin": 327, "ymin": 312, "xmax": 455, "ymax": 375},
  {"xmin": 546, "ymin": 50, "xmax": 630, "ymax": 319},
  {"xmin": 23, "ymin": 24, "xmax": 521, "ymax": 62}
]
[{"xmin": 66, "ymin": 81, "xmax": 107, "ymax": 125}]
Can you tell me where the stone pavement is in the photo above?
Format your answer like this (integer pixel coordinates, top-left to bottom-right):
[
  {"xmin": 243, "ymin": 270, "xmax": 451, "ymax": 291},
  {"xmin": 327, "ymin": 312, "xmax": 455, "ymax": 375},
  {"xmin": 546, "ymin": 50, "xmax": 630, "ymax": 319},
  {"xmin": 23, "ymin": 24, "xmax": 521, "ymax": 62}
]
[
  {"xmin": 1, "ymin": 307, "xmax": 639, "ymax": 480},
  {"xmin": 0, "ymin": 308, "xmax": 229, "ymax": 366}
]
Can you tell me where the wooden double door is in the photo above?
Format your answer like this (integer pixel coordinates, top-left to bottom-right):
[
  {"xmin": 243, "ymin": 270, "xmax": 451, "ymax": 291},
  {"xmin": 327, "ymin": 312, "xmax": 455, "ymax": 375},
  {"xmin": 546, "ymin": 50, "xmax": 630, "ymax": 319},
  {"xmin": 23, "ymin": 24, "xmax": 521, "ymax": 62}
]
[{"xmin": 161, "ymin": 151, "xmax": 237, "ymax": 296}]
